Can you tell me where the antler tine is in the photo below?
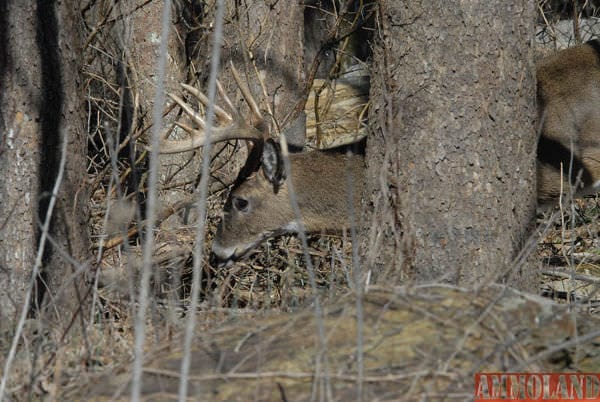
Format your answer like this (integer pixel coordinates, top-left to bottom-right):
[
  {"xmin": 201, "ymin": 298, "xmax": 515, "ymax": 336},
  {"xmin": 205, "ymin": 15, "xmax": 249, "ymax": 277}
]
[
  {"xmin": 168, "ymin": 92, "xmax": 207, "ymax": 129},
  {"xmin": 179, "ymin": 83, "xmax": 232, "ymax": 124},
  {"xmin": 158, "ymin": 118, "xmax": 265, "ymax": 154},
  {"xmin": 229, "ymin": 62, "xmax": 263, "ymax": 125},
  {"xmin": 155, "ymin": 67, "xmax": 267, "ymax": 154},
  {"xmin": 216, "ymin": 80, "xmax": 235, "ymax": 113}
]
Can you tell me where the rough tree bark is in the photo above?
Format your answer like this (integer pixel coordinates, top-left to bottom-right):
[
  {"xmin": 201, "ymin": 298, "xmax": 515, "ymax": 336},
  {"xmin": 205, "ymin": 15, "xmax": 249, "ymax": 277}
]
[
  {"xmin": 0, "ymin": 1, "xmax": 89, "ymax": 330},
  {"xmin": 221, "ymin": 1, "xmax": 305, "ymax": 136},
  {"xmin": 366, "ymin": 1, "xmax": 538, "ymax": 286}
]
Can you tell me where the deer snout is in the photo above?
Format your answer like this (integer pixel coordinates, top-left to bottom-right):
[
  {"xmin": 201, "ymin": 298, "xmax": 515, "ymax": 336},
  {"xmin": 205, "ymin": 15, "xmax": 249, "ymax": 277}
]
[
  {"xmin": 209, "ymin": 250, "xmax": 232, "ymax": 268},
  {"xmin": 210, "ymin": 240, "xmax": 236, "ymax": 267},
  {"xmin": 210, "ymin": 237, "xmax": 259, "ymax": 267}
]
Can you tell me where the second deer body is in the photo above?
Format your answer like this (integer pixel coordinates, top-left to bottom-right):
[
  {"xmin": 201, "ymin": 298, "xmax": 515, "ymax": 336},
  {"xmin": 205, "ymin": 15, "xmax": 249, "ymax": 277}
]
[{"xmin": 536, "ymin": 39, "xmax": 600, "ymax": 202}]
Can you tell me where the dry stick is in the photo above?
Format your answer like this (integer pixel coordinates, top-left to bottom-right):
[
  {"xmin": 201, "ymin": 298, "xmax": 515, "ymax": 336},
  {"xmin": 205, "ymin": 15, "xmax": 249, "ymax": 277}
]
[
  {"xmin": 0, "ymin": 124, "xmax": 69, "ymax": 401},
  {"xmin": 573, "ymin": 1, "xmax": 581, "ymax": 44},
  {"xmin": 178, "ymin": 1, "xmax": 226, "ymax": 400},
  {"xmin": 145, "ymin": 367, "xmax": 454, "ymax": 382},
  {"xmin": 541, "ymin": 268, "xmax": 600, "ymax": 285},
  {"xmin": 131, "ymin": 0, "xmax": 172, "ymax": 400}
]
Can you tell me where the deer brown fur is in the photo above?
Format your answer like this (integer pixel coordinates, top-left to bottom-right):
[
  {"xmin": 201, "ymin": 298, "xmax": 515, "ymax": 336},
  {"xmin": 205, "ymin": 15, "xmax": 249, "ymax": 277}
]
[
  {"xmin": 536, "ymin": 39, "xmax": 600, "ymax": 202},
  {"xmin": 211, "ymin": 150, "xmax": 364, "ymax": 264}
]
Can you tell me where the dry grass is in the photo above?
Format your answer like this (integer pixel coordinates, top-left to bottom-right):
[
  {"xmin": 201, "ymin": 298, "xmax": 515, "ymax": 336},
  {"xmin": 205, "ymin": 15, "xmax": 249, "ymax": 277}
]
[{"xmin": 537, "ymin": 197, "xmax": 600, "ymax": 310}]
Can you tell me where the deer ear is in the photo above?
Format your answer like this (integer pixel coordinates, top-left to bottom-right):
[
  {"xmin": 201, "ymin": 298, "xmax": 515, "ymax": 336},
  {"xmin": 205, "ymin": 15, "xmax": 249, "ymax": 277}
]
[{"xmin": 262, "ymin": 139, "xmax": 286, "ymax": 191}]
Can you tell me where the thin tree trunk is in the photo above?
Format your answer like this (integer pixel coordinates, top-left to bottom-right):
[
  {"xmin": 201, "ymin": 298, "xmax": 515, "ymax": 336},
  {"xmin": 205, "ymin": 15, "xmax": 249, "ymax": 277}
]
[
  {"xmin": 225, "ymin": 0, "xmax": 305, "ymax": 134},
  {"xmin": 0, "ymin": 0, "xmax": 89, "ymax": 331}
]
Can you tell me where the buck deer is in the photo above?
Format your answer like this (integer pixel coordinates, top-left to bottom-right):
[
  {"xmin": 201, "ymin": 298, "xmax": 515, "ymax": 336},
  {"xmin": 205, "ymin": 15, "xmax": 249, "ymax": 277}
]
[
  {"xmin": 160, "ymin": 39, "xmax": 600, "ymax": 266},
  {"xmin": 160, "ymin": 65, "xmax": 364, "ymax": 266}
]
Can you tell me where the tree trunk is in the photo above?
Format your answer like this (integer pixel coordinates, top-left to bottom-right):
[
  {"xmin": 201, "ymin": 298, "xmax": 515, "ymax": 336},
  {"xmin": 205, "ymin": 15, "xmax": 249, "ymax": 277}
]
[
  {"xmin": 223, "ymin": 1, "xmax": 305, "ymax": 136},
  {"xmin": 0, "ymin": 0, "xmax": 89, "ymax": 330},
  {"xmin": 366, "ymin": 1, "xmax": 538, "ymax": 286}
]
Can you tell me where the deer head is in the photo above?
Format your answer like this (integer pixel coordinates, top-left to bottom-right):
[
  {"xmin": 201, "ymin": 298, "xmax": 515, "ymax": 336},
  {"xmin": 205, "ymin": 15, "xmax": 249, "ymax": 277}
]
[
  {"xmin": 536, "ymin": 39, "xmax": 600, "ymax": 203},
  {"xmin": 160, "ymin": 65, "xmax": 364, "ymax": 267}
]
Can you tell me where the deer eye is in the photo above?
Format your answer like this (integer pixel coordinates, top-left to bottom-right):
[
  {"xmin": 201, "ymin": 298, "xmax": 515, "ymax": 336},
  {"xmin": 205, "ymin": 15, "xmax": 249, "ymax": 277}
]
[{"xmin": 232, "ymin": 196, "xmax": 250, "ymax": 213}]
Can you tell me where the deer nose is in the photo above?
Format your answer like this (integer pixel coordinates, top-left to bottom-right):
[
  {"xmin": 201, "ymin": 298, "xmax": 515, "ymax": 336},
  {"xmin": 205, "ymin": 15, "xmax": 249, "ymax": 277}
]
[
  {"xmin": 209, "ymin": 251, "xmax": 234, "ymax": 268},
  {"xmin": 211, "ymin": 236, "xmax": 260, "ymax": 267},
  {"xmin": 208, "ymin": 242, "xmax": 235, "ymax": 268},
  {"xmin": 210, "ymin": 240, "xmax": 236, "ymax": 267},
  {"xmin": 209, "ymin": 251, "xmax": 221, "ymax": 267}
]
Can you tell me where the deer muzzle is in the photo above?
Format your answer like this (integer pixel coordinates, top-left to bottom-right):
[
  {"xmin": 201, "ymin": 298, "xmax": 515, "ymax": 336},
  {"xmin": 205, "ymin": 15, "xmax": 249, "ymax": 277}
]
[{"xmin": 210, "ymin": 237, "xmax": 261, "ymax": 267}]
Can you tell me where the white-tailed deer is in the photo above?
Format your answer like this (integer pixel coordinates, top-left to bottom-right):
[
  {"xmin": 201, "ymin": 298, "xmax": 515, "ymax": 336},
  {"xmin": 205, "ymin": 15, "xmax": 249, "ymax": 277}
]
[
  {"xmin": 160, "ymin": 66, "xmax": 364, "ymax": 266},
  {"xmin": 160, "ymin": 39, "xmax": 600, "ymax": 266}
]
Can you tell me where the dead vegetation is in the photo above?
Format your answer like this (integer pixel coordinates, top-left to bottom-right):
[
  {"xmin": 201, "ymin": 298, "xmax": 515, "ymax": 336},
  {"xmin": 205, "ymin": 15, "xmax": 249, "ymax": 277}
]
[{"xmin": 2, "ymin": 1, "xmax": 600, "ymax": 401}]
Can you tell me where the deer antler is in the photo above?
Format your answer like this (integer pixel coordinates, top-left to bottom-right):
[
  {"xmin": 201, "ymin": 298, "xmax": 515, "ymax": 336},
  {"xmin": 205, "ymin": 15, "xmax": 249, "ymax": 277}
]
[{"xmin": 157, "ymin": 64, "xmax": 267, "ymax": 154}]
